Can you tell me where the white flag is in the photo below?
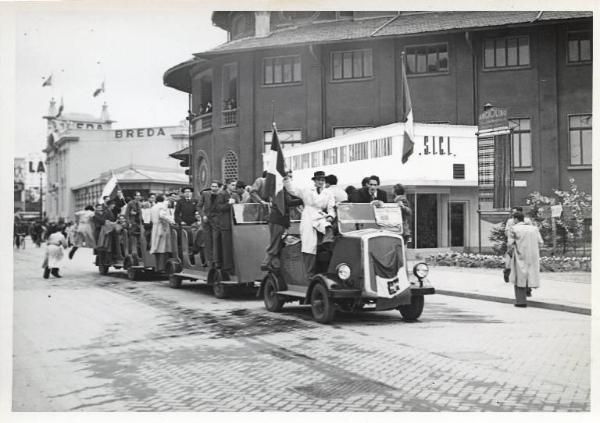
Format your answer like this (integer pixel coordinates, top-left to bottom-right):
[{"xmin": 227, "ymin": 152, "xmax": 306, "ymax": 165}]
[{"xmin": 99, "ymin": 172, "xmax": 118, "ymax": 203}]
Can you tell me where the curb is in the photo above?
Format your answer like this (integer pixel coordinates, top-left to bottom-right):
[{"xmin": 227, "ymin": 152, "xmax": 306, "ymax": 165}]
[{"xmin": 436, "ymin": 290, "xmax": 591, "ymax": 316}]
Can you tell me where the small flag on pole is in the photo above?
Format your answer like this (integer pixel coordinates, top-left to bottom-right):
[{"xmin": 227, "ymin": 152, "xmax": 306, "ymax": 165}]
[
  {"xmin": 42, "ymin": 73, "xmax": 53, "ymax": 87},
  {"xmin": 56, "ymin": 97, "xmax": 64, "ymax": 118},
  {"xmin": 264, "ymin": 123, "xmax": 287, "ymax": 213},
  {"xmin": 93, "ymin": 81, "xmax": 105, "ymax": 97},
  {"xmin": 99, "ymin": 171, "xmax": 118, "ymax": 203},
  {"xmin": 401, "ymin": 52, "xmax": 415, "ymax": 164}
]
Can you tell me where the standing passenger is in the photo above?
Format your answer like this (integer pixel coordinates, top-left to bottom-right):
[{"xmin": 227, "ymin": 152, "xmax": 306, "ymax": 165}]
[
  {"xmin": 198, "ymin": 182, "xmax": 221, "ymax": 267},
  {"xmin": 213, "ymin": 179, "xmax": 238, "ymax": 274},
  {"xmin": 149, "ymin": 195, "xmax": 175, "ymax": 272}
]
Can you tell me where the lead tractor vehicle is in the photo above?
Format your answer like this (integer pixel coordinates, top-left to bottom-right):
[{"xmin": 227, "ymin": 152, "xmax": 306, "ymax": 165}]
[{"xmin": 258, "ymin": 203, "xmax": 435, "ymax": 324}]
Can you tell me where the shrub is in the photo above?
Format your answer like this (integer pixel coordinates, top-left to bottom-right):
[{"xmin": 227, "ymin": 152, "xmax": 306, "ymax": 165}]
[{"xmin": 425, "ymin": 252, "xmax": 590, "ymax": 272}]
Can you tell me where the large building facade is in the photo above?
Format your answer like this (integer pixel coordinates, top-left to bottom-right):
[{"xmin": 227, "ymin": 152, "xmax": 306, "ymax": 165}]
[
  {"xmin": 43, "ymin": 100, "xmax": 189, "ymax": 220},
  {"xmin": 164, "ymin": 11, "xmax": 592, "ymax": 250}
]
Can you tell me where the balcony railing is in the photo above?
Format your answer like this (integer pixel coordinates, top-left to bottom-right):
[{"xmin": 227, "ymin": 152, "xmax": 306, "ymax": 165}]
[
  {"xmin": 192, "ymin": 112, "xmax": 212, "ymax": 133},
  {"xmin": 222, "ymin": 108, "xmax": 238, "ymax": 127}
]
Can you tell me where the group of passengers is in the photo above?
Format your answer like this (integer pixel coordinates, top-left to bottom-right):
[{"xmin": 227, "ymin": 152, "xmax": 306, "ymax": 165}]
[
  {"xmin": 262, "ymin": 170, "xmax": 413, "ymax": 278},
  {"xmin": 41, "ymin": 170, "xmax": 414, "ymax": 279}
]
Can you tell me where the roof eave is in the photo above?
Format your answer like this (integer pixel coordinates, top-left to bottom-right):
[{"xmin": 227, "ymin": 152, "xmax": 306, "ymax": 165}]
[{"xmin": 163, "ymin": 59, "xmax": 200, "ymax": 93}]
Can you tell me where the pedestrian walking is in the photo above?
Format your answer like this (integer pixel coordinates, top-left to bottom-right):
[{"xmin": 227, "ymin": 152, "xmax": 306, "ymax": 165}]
[
  {"xmin": 503, "ymin": 206, "xmax": 533, "ymax": 282},
  {"xmin": 42, "ymin": 224, "xmax": 68, "ymax": 278},
  {"xmin": 507, "ymin": 211, "xmax": 544, "ymax": 307}
]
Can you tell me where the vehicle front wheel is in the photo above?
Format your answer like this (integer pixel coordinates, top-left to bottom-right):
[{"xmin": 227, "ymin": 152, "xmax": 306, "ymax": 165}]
[
  {"xmin": 399, "ymin": 295, "xmax": 424, "ymax": 321},
  {"xmin": 168, "ymin": 275, "xmax": 182, "ymax": 289},
  {"xmin": 310, "ymin": 283, "xmax": 335, "ymax": 324},
  {"xmin": 263, "ymin": 274, "xmax": 284, "ymax": 312},
  {"xmin": 98, "ymin": 265, "xmax": 109, "ymax": 275}
]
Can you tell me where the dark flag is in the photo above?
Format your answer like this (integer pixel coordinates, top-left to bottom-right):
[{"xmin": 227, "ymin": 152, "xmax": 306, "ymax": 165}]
[
  {"xmin": 93, "ymin": 81, "xmax": 105, "ymax": 97},
  {"xmin": 264, "ymin": 124, "xmax": 287, "ymax": 213},
  {"xmin": 56, "ymin": 97, "xmax": 64, "ymax": 118},
  {"xmin": 42, "ymin": 73, "xmax": 52, "ymax": 87}
]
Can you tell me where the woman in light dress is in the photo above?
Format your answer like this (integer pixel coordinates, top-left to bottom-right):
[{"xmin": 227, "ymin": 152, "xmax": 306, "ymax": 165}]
[
  {"xmin": 42, "ymin": 224, "xmax": 68, "ymax": 278},
  {"xmin": 68, "ymin": 205, "xmax": 96, "ymax": 259}
]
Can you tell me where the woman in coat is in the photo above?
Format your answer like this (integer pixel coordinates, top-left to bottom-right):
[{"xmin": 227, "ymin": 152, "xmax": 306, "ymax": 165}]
[
  {"xmin": 149, "ymin": 195, "xmax": 175, "ymax": 271},
  {"xmin": 507, "ymin": 211, "xmax": 544, "ymax": 307}
]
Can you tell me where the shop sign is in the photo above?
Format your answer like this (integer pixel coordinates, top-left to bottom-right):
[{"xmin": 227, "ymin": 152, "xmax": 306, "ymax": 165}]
[
  {"xmin": 478, "ymin": 107, "xmax": 508, "ymax": 132},
  {"xmin": 114, "ymin": 127, "xmax": 167, "ymax": 139}
]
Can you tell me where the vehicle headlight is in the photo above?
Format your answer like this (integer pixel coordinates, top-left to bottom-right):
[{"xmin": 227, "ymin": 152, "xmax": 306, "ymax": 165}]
[
  {"xmin": 413, "ymin": 262, "xmax": 429, "ymax": 280},
  {"xmin": 336, "ymin": 263, "xmax": 351, "ymax": 281}
]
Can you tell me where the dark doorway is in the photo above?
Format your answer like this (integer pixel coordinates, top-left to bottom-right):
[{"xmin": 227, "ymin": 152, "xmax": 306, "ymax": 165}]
[
  {"xmin": 416, "ymin": 194, "xmax": 438, "ymax": 248},
  {"xmin": 449, "ymin": 202, "xmax": 466, "ymax": 247}
]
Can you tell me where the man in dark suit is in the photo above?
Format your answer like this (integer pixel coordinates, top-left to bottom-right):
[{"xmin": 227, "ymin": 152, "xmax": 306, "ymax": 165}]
[
  {"xmin": 113, "ymin": 190, "xmax": 127, "ymax": 216},
  {"xmin": 174, "ymin": 187, "xmax": 198, "ymax": 226},
  {"xmin": 198, "ymin": 181, "xmax": 221, "ymax": 267},
  {"xmin": 175, "ymin": 186, "xmax": 199, "ymax": 264},
  {"xmin": 213, "ymin": 179, "xmax": 237, "ymax": 273},
  {"xmin": 352, "ymin": 175, "xmax": 388, "ymax": 205},
  {"xmin": 125, "ymin": 191, "xmax": 143, "ymax": 258},
  {"xmin": 350, "ymin": 176, "xmax": 371, "ymax": 203}
]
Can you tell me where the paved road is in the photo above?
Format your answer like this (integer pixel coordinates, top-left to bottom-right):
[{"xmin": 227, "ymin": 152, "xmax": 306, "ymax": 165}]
[{"xmin": 12, "ymin": 245, "xmax": 590, "ymax": 411}]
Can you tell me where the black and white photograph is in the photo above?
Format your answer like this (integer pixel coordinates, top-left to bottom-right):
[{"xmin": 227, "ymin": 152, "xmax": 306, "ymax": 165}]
[{"xmin": 1, "ymin": 0, "xmax": 596, "ymax": 417}]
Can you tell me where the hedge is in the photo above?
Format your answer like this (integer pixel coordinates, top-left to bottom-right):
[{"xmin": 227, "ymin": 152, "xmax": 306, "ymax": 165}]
[{"xmin": 425, "ymin": 252, "xmax": 591, "ymax": 272}]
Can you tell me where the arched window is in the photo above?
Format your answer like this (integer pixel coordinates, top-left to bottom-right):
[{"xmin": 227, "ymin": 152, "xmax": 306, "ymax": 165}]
[
  {"xmin": 196, "ymin": 151, "xmax": 209, "ymax": 189},
  {"xmin": 221, "ymin": 150, "xmax": 239, "ymax": 182}
]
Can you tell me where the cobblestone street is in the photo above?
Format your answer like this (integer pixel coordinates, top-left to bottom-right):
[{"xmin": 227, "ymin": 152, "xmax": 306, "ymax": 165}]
[{"xmin": 12, "ymin": 245, "xmax": 590, "ymax": 412}]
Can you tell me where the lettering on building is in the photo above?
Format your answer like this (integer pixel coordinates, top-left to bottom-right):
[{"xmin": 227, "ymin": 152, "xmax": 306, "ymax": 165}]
[
  {"xmin": 114, "ymin": 127, "xmax": 167, "ymax": 139},
  {"xmin": 422, "ymin": 136, "xmax": 453, "ymax": 156}
]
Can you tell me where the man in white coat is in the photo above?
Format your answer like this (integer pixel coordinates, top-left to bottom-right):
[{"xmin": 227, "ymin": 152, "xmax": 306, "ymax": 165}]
[
  {"xmin": 284, "ymin": 170, "xmax": 335, "ymax": 277},
  {"xmin": 507, "ymin": 211, "xmax": 544, "ymax": 307},
  {"xmin": 150, "ymin": 194, "xmax": 176, "ymax": 272}
]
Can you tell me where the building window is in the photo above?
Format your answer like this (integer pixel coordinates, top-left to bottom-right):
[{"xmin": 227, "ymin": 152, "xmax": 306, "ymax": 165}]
[
  {"xmin": 509, "ymin": 118, "xmax": 532, "ymax": 168},
  {"xmin": 263, "ymin": 130, "xmax": 302, "ymax": 152},
  {"xmin": 405, "ymin": 44, "xmax": 449, "ymax": 74},
  {"xmin": 569, "ymin": 114, "xmax": 592, "ymax": 166},
  {"xmin": 348, "ymin": 141, "xmax": 369, "ymax": 161},
  {"xmin": 370, "ymin": 137, "xmax": 393, "ymax": 158},
  {"xmin": 484, "ymin": 36, "xmax": 530, "ymax": 69},
  {"xmin": 222, "ymin": 63, "xmax": 238, "ymax": 126},
  {"xmin": 263, "ymin": 56, "xmax": 301, "ymax": 85},
  {"xmin": 339, "ymin": 146, "xmax": 348, "ymax": 163},
  {"xmin": 231, "ymin": 14, "xmax": 255, "ymax": 40},
  {"xmin": 291, "ymin": 153, "xmax": 310, "ymax": 170},
  {"xmin": 333, "ymin": 126, "xmax": 374, "ymax": 137},
  {"xmin": 567, "ymin": 31, "xmax": 592, "ymax": 63},
  {"xmin": 311, "ymin": 151, "xmax": 321, "ymax": 168},
  {"xmin": 222, "ymin": 150, "xmax": 239, "ymax": 181},
  {"xmin": 331, "ymin": 49, "xmax": 373, "ymax": 81},
  {"xmin": 322, "ymin": 147, "xmax": 338, "ymax": 165}
]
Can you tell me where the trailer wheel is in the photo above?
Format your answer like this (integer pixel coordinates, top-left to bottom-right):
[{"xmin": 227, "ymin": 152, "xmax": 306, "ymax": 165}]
[
  {"xmin": 212, "ymin": 270, "xmax": 229, "ymax": 299},
  {"xmin": 263, "ymin": 274, "xmax": 284, "ymax": 312},
  {"xmin": 310, "ymin": 283, "xmax": 335, "ymax": 324},
  {"xmin": 127, "ymin": 267, "xmax": 139, "ymax": 281},
  {"xmin": 398, "ymin": 295, "xmax": 424, "ymax": 321},
  {"xmin": 168, "ymin": 275, "xmax": 182, "ymax": 289}
]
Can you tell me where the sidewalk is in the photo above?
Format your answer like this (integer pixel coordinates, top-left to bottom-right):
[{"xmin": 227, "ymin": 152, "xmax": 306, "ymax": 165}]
[{"xmin": 419, "ymin": 265, "xmax": 591, "ymax": 315}]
